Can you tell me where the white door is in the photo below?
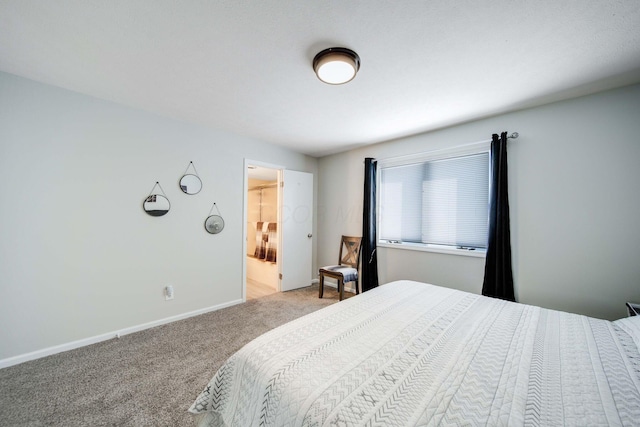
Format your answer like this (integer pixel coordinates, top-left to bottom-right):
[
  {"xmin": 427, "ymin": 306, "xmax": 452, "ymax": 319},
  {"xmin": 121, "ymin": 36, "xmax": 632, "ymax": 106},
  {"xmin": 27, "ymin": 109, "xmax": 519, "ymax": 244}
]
[{"xmin": 280, "ymin": 170, "xmax": 313, "ymax": 291}]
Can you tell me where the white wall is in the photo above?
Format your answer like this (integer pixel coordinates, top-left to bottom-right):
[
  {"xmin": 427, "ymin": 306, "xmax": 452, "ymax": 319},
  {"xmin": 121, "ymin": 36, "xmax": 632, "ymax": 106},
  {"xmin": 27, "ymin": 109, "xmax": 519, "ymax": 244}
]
[
  {"xmin": 0, "ymin": 72, "xmax": 317, "ymax": 361},
  {"xmin": 318, "ymin": 84, "xmax": 640, "ymax": 320}
]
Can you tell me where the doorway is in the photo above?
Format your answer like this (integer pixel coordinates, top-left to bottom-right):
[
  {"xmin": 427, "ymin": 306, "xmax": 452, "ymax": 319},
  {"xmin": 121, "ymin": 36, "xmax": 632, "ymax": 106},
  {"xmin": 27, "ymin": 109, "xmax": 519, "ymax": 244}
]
[
  {"xmin": 243, "ymin": 160, "xmax": 314, "ymax": 301},
  {"xmin": 246, "ymin": 164, "xmax": 280, "ymax": 300}
]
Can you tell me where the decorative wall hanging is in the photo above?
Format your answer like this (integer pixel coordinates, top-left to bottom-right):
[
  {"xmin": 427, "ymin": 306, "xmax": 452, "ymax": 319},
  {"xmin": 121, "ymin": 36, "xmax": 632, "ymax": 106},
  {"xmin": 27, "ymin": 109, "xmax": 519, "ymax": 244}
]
[
  {"xmin": 143, "ymin": 182, "xmax": 170, "ymax": 217},
  {"xmin": 179, "ymin": 161, "xmax": 202, "ymax": 195},
  {"xmin": 204, "ymin": 202, "xmax": 225, "ymax": 234}
]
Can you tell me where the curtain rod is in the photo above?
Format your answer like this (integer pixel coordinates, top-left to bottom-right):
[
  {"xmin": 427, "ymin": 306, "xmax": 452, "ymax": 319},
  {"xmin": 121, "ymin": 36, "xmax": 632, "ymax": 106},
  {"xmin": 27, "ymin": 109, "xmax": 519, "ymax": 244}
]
[
  {"xmin": 452, "ymin": 131, "xmax": 520, "ymax": 148},
  {"xmin": 455, "ymin": 131, "xmax": 519, "ymax": 148},
  {"xmin": 466, "ymin": 131, "xmax": 520, "ymax": 145},
  {"xmin": 374, "ymin": 131, "xmax": 519, "ymax": 165}
]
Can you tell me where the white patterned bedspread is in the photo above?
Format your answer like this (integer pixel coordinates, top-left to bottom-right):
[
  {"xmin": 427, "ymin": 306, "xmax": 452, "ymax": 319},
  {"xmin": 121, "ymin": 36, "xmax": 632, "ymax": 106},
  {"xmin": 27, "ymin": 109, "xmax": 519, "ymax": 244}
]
[{"xmin": 189, "ymin": 280, "xmax": 640, "ymax": 426}]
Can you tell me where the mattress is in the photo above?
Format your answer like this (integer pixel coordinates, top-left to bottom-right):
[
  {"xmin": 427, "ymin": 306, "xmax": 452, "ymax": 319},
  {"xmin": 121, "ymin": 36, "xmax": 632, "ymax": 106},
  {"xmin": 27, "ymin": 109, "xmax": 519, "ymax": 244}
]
[{"xmin": 189, "ymin": 280, "xmax": 640, "ymax": 426}]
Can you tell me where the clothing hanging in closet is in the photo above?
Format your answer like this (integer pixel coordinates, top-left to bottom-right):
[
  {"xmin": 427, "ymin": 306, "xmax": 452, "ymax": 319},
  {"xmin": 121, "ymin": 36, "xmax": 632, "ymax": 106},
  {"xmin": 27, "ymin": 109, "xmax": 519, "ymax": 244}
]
[{"xmin": 254, "ymin": 222, "xmax": 277, "ymax": 262}]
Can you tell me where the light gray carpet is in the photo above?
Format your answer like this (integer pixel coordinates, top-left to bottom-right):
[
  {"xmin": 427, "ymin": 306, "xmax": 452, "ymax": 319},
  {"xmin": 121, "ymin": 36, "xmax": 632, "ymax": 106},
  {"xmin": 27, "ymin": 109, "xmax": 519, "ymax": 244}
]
[{"xmin": 0, "ymin": 285, "xmax": 348, "ymax": 426}]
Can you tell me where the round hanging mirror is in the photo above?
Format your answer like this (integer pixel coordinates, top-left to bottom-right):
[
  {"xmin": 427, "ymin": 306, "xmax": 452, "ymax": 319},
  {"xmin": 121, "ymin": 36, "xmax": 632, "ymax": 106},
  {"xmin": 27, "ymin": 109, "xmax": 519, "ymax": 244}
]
[
  {"xmin": 204, "ymin": 215, "xmax": 225, "ymax": 234},
  {"xmin": 143, "ymin": 194, "xmax": 170, "ymax": 217},
  {"xmin": 179, "ymin": 174, "xmax": 202, "ymax": 195}
]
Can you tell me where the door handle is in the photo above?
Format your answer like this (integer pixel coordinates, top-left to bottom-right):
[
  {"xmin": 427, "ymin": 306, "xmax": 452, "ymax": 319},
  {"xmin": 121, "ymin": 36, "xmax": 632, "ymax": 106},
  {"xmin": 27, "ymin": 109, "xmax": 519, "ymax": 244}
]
[{"xmin": 307, "ymin": 233, "xmax": 313, "ymax": 238}]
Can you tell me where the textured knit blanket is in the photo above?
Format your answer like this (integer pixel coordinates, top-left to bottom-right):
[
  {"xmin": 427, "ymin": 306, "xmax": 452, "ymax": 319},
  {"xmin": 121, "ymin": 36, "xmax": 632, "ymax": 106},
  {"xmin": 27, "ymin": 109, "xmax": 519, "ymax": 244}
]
[{"xmin": 190, "ymin": 280, "xmax": 640, "ymax": 426}]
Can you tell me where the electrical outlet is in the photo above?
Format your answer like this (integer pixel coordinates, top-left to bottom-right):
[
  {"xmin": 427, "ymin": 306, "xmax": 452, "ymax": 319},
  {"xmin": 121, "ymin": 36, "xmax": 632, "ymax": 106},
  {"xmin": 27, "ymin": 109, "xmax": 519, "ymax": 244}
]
[{"xmin": 165, "ymin": 285, "xmax": 174, "ymax": 300}]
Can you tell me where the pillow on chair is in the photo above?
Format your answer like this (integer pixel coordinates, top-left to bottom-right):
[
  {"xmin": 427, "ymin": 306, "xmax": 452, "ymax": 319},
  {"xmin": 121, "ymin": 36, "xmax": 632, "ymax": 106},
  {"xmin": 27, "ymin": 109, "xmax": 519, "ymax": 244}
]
[{"xmin": 319, "ymin": 265, "xmax": 358, "ymax": 283}]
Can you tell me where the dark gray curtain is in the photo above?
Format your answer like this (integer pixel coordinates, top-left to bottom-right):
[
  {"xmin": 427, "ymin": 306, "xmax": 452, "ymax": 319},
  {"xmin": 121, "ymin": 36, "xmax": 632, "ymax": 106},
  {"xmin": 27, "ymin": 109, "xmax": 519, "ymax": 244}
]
[
  {"xmin": 482, "ymin": 132, "xmax": 516, "ymax": 301},
  {"xmin": 362, "ymin": 158, "xmax": 379, "ymax": 292}
]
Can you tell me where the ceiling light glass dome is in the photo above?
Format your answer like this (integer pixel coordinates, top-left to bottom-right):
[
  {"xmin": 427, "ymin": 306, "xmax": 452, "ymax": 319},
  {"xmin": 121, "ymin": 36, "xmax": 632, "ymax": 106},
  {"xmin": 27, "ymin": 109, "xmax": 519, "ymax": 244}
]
[{"xmin": 313, "ymin": 47, "xmax": 360, "ymax": 85}]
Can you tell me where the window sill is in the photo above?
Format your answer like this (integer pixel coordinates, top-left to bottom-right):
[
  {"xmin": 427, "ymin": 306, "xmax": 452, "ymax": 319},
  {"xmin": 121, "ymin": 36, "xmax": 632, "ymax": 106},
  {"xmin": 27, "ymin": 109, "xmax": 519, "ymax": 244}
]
[{"xmin": 378, "ymin": 241, "xmax": 487, "ymax": 258}]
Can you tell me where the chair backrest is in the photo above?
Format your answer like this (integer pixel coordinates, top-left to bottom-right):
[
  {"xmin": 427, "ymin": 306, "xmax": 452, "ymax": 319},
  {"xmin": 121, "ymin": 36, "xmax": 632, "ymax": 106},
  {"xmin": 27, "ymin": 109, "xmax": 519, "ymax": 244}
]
[{"xmin": 339, "ymin": 236, "xmax": 362, "ymax": 269}]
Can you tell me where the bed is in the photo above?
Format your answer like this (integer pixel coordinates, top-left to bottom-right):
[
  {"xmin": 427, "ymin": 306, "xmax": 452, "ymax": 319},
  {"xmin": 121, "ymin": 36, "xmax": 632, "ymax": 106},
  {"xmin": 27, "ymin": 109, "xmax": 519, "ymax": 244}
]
[{"xmin": 189, "ymin": 280, "xmax": 640, "ymax": 426}]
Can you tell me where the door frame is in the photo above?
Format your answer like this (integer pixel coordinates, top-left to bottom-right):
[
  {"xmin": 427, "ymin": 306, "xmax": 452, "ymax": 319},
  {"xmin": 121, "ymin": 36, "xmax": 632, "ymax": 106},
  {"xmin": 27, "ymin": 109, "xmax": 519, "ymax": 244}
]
[{"xmin": 242, "ymin": 158, "xmax": 284, "ymax": 302}]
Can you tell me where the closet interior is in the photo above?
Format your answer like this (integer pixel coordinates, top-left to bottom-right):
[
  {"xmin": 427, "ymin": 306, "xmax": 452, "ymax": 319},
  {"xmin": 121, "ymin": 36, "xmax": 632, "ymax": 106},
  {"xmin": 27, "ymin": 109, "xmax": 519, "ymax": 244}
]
[{"xmin": 246, "ymin": 166, "xmax": 279, "ymax": 299}]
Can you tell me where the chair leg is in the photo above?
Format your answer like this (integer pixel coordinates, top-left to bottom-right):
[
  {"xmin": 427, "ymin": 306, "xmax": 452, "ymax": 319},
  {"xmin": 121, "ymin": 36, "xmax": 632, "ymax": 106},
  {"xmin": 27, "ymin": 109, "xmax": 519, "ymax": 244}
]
[
  {"xmin": 339, "ymin": 278, "xmax": 344, "ymax": 301},
  {"xmin": 355, "ymin": 278, "xmax": 360, "ymax": 295},
  {"xmin": 319, "ymin": 273, "xmax": 324, "ymax": 298}
]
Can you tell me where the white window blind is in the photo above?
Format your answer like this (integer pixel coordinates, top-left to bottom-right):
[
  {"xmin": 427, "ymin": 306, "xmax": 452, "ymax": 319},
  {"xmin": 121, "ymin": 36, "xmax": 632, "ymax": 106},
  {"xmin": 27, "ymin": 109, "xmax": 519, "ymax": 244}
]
[{"xmin": 379, "ymin": 151, "xmax": 489, "ymax": 249}]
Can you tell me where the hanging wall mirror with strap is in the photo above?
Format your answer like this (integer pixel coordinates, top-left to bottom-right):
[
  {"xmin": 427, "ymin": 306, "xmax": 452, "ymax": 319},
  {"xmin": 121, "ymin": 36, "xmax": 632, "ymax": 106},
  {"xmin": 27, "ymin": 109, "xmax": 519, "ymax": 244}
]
[
  {"xmin": 179, "ymin": 161, "xmax": 202, "ymax": 195},
  {"xmin": 204, "ymin": 202, "xmax": 225, "ymax": 234},
  {"xmin": 143, "ymin": 182, "xmax": 170, "ymax": 217}
]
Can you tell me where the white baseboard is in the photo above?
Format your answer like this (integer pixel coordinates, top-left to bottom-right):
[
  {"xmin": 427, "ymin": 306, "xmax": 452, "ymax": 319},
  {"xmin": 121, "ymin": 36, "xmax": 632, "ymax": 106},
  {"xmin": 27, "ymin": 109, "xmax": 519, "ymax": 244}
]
[
  {"xmin": 0, "ymin": 299, "xmax": 244, "ymax": 370},
  {"xmin": 321, "ymin": 281, "xmax": 356, "ymax": 293}
]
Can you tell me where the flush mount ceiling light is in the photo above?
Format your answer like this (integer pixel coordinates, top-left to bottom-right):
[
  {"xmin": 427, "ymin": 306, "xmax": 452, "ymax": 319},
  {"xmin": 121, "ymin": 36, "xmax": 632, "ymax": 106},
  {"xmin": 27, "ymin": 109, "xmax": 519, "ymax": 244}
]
[{"xmin": 313, "ymin": 47, "xmax": 360, "ymax": 85}]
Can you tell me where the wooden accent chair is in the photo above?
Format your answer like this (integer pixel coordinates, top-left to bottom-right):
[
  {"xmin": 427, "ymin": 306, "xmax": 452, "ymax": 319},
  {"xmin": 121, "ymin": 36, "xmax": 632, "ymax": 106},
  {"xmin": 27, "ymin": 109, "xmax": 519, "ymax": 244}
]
[{"xmin": 319, "ymin": 236, "xmax": 362, "ymax": 301}]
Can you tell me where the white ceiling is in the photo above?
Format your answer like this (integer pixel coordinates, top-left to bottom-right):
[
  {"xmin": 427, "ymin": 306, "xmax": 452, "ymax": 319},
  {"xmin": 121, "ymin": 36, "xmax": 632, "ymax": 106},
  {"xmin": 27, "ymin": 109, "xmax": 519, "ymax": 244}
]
[
  {"xmin": 1, "ymin": 1, "xmax": 639, "ymax": 157},
  {"xmin": 248, "ymin": 165, "xmax": 278, "ymax": 182}
]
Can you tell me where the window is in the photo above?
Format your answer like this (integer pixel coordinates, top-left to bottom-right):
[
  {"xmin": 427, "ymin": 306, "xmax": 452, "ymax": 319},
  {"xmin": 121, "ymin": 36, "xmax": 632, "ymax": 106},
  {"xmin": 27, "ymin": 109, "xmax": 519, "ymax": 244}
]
[{"xmin": 378, "ymin": 144, "xmax": 490, "ymax": 255}]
